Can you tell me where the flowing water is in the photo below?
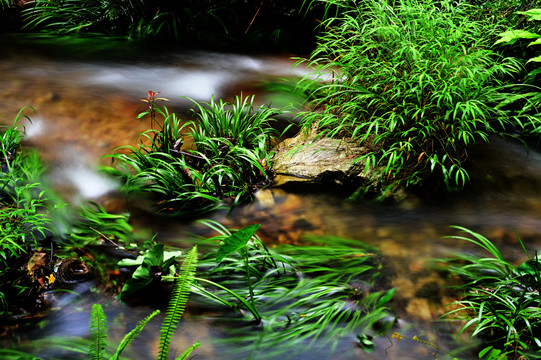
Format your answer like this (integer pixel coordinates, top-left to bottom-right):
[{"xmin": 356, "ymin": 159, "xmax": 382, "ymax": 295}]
[{"xmin": 2, "ymin": 35, "xmax": 541, "ymax": 359}]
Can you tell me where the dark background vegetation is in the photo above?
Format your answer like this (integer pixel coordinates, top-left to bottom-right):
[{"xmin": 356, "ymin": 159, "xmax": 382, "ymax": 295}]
[{"xmin": 0, "ymin": 0, "xmax": 328, "ymax": 53}]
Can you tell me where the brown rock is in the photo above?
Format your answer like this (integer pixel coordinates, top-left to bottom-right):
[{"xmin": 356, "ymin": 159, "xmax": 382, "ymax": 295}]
[
  {"xmin": 271, "ymin": 128, "xmax": 380, "ymax": 192},
  {"xmin": 406, "ymin": 298, "xmax": 433, "ymax": 321}
]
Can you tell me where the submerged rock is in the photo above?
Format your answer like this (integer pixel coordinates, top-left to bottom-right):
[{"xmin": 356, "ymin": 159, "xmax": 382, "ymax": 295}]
[{"xmin": 271, "ymin": 129, "xmax": 381, "ymax": 194}]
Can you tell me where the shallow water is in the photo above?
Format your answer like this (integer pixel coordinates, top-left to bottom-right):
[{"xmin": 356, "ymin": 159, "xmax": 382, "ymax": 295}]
[{"xmin": 2, "ymin": 35, "xmax": 541, "ymax": 359}]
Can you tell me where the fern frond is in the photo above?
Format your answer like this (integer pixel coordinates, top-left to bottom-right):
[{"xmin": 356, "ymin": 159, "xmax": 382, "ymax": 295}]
[
  {"xmin": 175, "ymin": 341, "xmax": 201, "ymax": 360},
  {"xmin": 109, "ymin": 309, "xmax": 161, "ymax": 360},
  {"xmin": 158, "ymin": 245, "xmax": 198, "ymax": 360},
  {"xmin": 88, "ymin": 304, "xmax": 108, "ymax": 360}
]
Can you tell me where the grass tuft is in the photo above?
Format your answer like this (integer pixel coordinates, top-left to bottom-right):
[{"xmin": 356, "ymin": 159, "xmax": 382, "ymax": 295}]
[
  {"xmin": 105, "ymin": 94, "xmax": 278, "ymax": 216},
  {"xmin": 296, "ymin": 0, "xmax": 537, "ymax": 195}
]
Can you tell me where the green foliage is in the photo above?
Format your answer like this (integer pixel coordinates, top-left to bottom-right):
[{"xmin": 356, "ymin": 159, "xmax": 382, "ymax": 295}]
[
  {"xmin": 89, "ymin": 304, "xmax": 108, "ymax": 360},
  {"xmin": 190, "ymin": 96, "xmax": 277, "ymax": 151},
  {"xmin": 495, "ymin": 8, "xmax": 541, "ymax": 119},
  {"xmin": 175, "ymin": 341, "xmax": 201, "ymax": 360},
  {"xmin": 119, "ymin": 243, "xmax": 182, "ymax": 299},
  {"xmin": 0, "ymin": 184, "xmax": 52, "ymax": 259},
  {"xmin": 1, "ymin": 108, "xmax": 27, "ymax": 164},
  {"xmin": 85, "ymin": 246, "xmax": 199, "ymax": 360},
  {"xmin": 106, "ymin": 94, "xmax": 278, "ymax": 216},
  {"xmin": 495, "ymin": 8, "xmax": 541, "ymax": 64},
  {"xmin": 109, "ymin": 309, "xmax": 160, "ymax": 360},
  {"xmin": 214, "ymin": 223, "xmax": 262, "ymax": 323},
  {"xmin": 192, "ymin": 221, "xmax": 395, "ymax": 358},
  {"xmin": 441, "ymin": 226, "xmax": 541, "ymax": 359},
  {"xmin": 23, "ymin": 0, "xmax": 213, "ymax": 41},
  {"xmin": 66, "ymin": 202, "xmax": 133, "ymax": 247},
  {"xmin": 158, "ymin": 246, "xmax": 198, "ymax": 360},
  {"xmin": 0, "ymin": 349, "xmax": 42, "ymax": 360},
  {"xmin": 215, "ymin": 223, "xmax": 261, "ymax": 262},
  {"xmin": 465, "ymin": 0, "xmax": 541, "ymax": 29},
  {"xmin": 187, "ymin": 95, "xmax": 277, "ymax": 199},
  {"xmin": 0, "ymin": 110, "xmax": 58, "ymax": 317},
  {"xmin": 20, "ymin": 0, "xmax": 319, "ymax": 50},
  {"xmin": 296, "ymin": 0, "xmax": 533, "ymax": 195}
]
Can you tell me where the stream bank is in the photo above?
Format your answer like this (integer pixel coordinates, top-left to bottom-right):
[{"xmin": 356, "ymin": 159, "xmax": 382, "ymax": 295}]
[{"xmin": 1, "ymin": 35, "xmax": 541, "ymax": 359}]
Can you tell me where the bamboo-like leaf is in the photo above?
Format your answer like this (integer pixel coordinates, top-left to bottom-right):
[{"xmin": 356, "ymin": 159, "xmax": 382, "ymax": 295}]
[
  {"xmin": 158, "ymin": 246, "xmax": 198, "ymax": 360},
  {"xmin": 109, "ymin": 309, "xmax": 160, "ymax": 360},
  {"xmin": 88, "ymin": 304, "xmax": 108, "ymax": 360},
  {"xmin": 216, "ymin": 224, "xmax": 261, "ymax": 262}
]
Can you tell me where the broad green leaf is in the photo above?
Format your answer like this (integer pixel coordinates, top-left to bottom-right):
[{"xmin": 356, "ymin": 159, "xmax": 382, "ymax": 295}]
[
  {"xmin": 495, "ymin": 30, "xmax": 540, "ymax": 45},
  {"xmin": 216, "ymin": 224, "xmax": 261, "ymax": 262},
  {"xmin": 377, "ymin": 287, "xmax": 396, "ymax": 307},
  {"xmin": 162, "ymin": 251, "xmax": 183, "ymax": 275},
  {"xmin": 478, "ymin": 346, "xmax": 494, "ymax": 358},
  {"xmin": 120, "ymin": 244, "xmax": 181, "ymax": 298},
  {"xmin": 519, "ymin": 9, "xmax": 541, "ymax": 21},
  {"xmin": 141, "ymin": 243, "xmax": 165, "ymax": 269},
  {"xmin": 517, "ymin": 259, "xmax": 541, "ymax": 277},
  {"xmin": 118, "ymin": 249, "xmax": 183, "ymax": 267},
  {"xmin": 118, "ymin": 255, "xmax": 146, "ymax": 267}
]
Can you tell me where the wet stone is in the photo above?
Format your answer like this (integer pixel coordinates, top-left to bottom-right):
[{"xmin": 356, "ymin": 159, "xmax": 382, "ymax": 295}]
[
  {"xmin": 406, "ymin": 298, "xmax": 433, "ymax": 321},
  {"xmin": 271, "ymin": 129, "xmax": 380, "ymax": 193}
]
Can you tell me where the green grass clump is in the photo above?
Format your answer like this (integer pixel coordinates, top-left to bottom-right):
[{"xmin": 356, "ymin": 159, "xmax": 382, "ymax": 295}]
[
  {"xmin": 106, "ymin": 94, "xmax": 278, "ymax": 216},
  {"xmin": 297, "ymin": 0, "xmax": 537, "ymax": 195},
  {"xmin": 0, "ymin": 110, "xmax": 56, "ymax": 316},
  {"xmin": 191, "ymin": 221, "xmax": 395, "ymax": 359},
  {"xmin": 441, "ymin": 226, "xmax": 541, "ymax": 359}
]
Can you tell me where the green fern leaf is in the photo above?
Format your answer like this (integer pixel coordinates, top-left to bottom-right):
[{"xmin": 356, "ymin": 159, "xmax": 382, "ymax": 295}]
[
  {"xmin": 88, "ymin": 304, "xmax": 108, "ymax": 360},
  {"xmin": 109, "ymin": 309, "xmax": 160, "ymax": 360},
  {"xmin": 175, "ymin": 341, "xmax": 201, "ymax": 360},
  {"xmin": 158, "ymin": 246, "xmax": 198, "ymax": 360}
]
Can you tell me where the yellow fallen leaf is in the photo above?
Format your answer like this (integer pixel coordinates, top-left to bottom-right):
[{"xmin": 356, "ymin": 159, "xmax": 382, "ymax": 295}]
[
  {"xmin": 392, "ymin": 332, "xmax": 403, "ymax": 343},
  {"xmin": 46, "ymin": 274, "xmax": 55, "ymax": 285}
]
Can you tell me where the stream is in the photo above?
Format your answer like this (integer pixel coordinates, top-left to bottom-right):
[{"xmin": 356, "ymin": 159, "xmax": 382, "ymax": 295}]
[{"xmin": 2, "ymin": 35, "xmax": 541, "ymax": 359}]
